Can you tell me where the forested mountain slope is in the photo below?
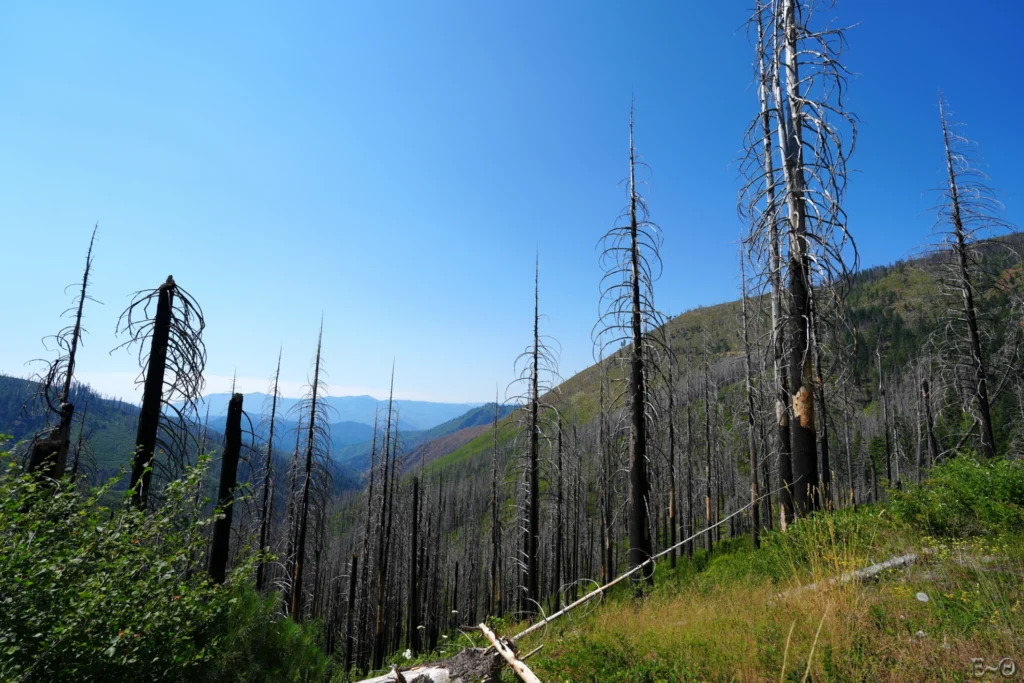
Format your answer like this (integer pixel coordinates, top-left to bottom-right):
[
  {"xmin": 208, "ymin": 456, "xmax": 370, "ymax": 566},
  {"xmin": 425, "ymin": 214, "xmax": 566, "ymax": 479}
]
[
  {"xmin": 0, "ymin": 374, "xmax": 360, "ymax": 491},
  {"xmin": 317, "ymin": 232, "xmax": 1024, "ymax": 676}
]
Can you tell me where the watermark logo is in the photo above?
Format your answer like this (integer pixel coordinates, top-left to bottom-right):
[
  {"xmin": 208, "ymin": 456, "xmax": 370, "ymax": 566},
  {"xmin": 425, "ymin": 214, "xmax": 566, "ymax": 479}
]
[{"xmin": 971, "ymin": 658, "xmax": 1017, "ymax": 678}]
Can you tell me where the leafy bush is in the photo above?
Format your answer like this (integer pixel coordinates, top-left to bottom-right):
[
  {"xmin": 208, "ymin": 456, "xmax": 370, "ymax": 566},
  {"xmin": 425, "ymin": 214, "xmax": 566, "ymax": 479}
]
[
  {"xmin": 890, "ymin": 455, "xmax": 1024, "ymax": 536},
  {"xmin": 199, "ymin": 589, "xmax": 331, "ymax": 683},
  {"xmin": 0, "ymin": 444, "xmax": 329, "ymax": 682}
]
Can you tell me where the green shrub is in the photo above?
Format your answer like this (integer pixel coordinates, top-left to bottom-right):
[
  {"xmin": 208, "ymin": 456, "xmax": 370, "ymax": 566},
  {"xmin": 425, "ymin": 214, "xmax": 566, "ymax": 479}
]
[
  {"xmin": 890, "ymin": 455, "xmax": 1024, "ymax": 536},
  {"xmin": 0, "ymin": 444, "xmax": 330, "ymax": 682},
  {"xmin": 197, "ymin": 589, "xmax": 331, "ymax": 683}
]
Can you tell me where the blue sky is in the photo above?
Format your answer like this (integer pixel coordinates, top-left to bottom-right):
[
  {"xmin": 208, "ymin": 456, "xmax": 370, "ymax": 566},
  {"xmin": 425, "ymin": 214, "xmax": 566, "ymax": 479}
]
[{"xmin": 1, "ymin": 1, "xmax": 1021, "ymax": 404}]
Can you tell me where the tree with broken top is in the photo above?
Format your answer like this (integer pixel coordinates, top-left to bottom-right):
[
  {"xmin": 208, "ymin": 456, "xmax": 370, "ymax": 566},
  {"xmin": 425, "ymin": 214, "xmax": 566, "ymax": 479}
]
[
  {"xmin": 114, "ymin": 274, "xmax": 206, "ymax": 507},
  {"xmin": 28, "ymin": 226, "xmax": 99, "ymax": 479}
]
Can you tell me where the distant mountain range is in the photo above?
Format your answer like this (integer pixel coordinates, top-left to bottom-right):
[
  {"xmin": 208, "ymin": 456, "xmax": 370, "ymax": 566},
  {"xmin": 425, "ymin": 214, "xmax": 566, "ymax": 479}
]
[
  {"xmin": 331, "ymin": 402, "xmax": 516, "ymax": 471},
  {"xmin": 1, "ymin": 375, "xmax": 512, "ymax": 483},
  {"xmin": 193, "ymin": 393, "xmax": 482, "ymax": 432}
]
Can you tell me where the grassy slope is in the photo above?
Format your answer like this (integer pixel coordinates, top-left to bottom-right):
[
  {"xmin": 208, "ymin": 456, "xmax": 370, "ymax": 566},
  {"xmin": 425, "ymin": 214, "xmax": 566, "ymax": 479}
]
[
  {"xmin": 337, "ymin": 402, "xmax": 515, "ymax": 471},
  {"xmin": 386, "ymin": 459, "xmax": 1023, "ymax": 681},
  {"xmin": 515, "ymin": 460, "xmax": 1024, "ymax": 681}
]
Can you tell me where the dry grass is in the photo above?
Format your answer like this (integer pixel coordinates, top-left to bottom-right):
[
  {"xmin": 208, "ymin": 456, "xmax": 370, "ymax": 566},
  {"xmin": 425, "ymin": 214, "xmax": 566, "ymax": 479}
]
[{"xmin": 509, "ymin": 511, "xmax": 1023, "ymax": 682}]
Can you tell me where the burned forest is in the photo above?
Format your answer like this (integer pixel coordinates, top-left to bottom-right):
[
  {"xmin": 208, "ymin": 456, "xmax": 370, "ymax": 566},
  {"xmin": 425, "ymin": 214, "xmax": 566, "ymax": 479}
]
[{"xmin": 3, "ymin": 1, "xmax": 1024, "ymax": 681}]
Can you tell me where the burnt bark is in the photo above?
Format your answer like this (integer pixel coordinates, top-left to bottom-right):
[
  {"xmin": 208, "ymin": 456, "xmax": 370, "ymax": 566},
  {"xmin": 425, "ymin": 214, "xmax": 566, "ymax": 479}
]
[
  {"xmin": 256, "ymin": 351, "xmax": 282, "ymax": 592},
  {"xmin": 208, "ymin": 393, "xmax": 243, "ymax": 584},
  {"xmin": 131, "ymin": 277, "xmax": 175, "ymax": 507},
  {"xmin": 291, "ymin": 324, "xmax": 325, "ymax": 621}
]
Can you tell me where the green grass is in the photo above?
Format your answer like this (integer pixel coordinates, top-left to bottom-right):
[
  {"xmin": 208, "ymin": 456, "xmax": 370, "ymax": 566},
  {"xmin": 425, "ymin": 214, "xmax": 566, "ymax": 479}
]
[{"xmin": 497, "ymin": 457, "xmax": 1024, "ymax": 682}]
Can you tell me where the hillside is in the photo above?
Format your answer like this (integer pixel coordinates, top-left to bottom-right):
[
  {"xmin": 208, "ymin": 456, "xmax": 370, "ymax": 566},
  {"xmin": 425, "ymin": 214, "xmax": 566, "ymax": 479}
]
[
  {"xmin": 206, "ymin": 414, "xmax": 375, "ymax": 451},
  {"xmin": 333, "ymin": 401, "xmax": 515, "ymax": 471},
  {"xmin": 432, "ymin": 233, "xmax": 1024, "ymax": 475},
  {"xmin": 0, "ymin": 375, "xmax": 360, "ymax": 491},
  {"xmin": 194, "ymin": 393, "xmax": 482, "ymax": 432}
]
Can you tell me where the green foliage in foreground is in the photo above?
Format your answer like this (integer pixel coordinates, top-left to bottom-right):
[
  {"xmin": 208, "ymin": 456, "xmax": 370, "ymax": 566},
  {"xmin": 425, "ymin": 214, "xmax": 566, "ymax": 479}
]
[
  {"xmin": 890, "ymin": 454, "xmax": 1024, "ymax": 537},
  {"xmin": 0, "ymin": 441, "xmax": 329, "ymax": 683}
]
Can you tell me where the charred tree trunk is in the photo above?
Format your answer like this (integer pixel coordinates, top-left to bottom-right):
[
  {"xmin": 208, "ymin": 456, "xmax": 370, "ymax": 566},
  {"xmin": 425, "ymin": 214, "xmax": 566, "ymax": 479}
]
[
  {"xmin": 877, "ymin": 347, "xmax": 893, "ymax": 486},
  {"xmin": 256, "ymin": 352, "xmax": 282, "ymax": 592},
  {"xmin": 373, "ymin": 370, "xmax": 396, "ymax": 670},
  {"xmin": 668, "ymin": 346, "xmax": 678, "ymax": 568},
  {"xmin": 703, "ymin": 335, "xmax": 714, "ymax": 554},
  {"xmin": 357, "ymin": 417, "xmax": 379, "ymax": 669},
  {"xmin": 923, "ymin": 379, "xmax": 940, "ymax": 469},
  {"xmin": 685, "ymin": 393, "xmax": 694, "ymax": 558},
  {"xmin": 626, "ymin": 114, "xmax": 654, "ymax": 585},
  {"xmin": 811, "ymin": 303, "xmax": 832, "ymax": 508},
  {"xmin": 408, "ymin": 477, "xmax": 421, "ymax": 655},
  {"xmin": 344, "ymin": 553, "xmax": 359, "ymax": 676},
  {"xmin": 489, "ymin": 399, "xmax": 501, "ymax": 616},
  {"xmin": 775, "ymin": 0, "xmax": 819, "ymax": 516},
  {"xmin": 740, "ymin": 259, "xmax": 761, "ymax": 549},
  {"xmin": 31, "ymin": 227, "xmax": 97, "ymax": 479},
  {"xmin": 553, "ymin": 421, "xmax": 563, "ymax": 611},
  {"xmin": 754, "ymin": 3, "xmax": 794, "ymax": 526},
  {"xmin": 940, "ymin": 99, "xmax": 997, "ymax": 459},
  {"xmin": 524, "ymin": 260, "xmax": 541, "ymax": 613},
  {"xmin": 599, "ymin": 373, "xmax": 613, "ymax": 583},
  {"xmin": 130, "ymin": 277, "xmax": 175, "ymax": 507},
  {"xmin": 290, "ymin": 325, "xmax": 324, "ymax": 621},
  {"xmin": 209, "ymin": 393, "xmax": 243, "ymax": 584},
  {"xmin": 70, "ymin": 399, "xmax": 88, "ymax": 480}
]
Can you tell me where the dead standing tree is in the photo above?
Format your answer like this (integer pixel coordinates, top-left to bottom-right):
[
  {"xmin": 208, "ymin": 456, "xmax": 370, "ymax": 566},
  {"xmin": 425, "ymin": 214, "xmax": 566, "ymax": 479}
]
[
  {"xmin": 290, "ymin": 322, "xmax": 333, "ymax": 621},
  {"xmin": 743, "ymin": 0, "xmax": 857, "ymax": 516},
  {"xmin": 739, "ymin": 254, "xmax": 761, "ymax": 548},
  {"xmin": 208, "ymin": 392, "xmax": 243, "ymax": 584},
  {"xmin": 507, "ymin": 256, "xmax": 561, "ymax": 616},
  {"xmin": 29, "ymin": 226, "xmax": 98, "ymax": 478},
  {"xmin": 115, "ymin": 275, "xmax": 206, "ymax": 507},
  {"xmin": 740, "ymin": 0, "xmax": 794, "ymax": 525},
  {"xmin": 930, "ymin": 96, "xmax": 1021, "ymax": 459},
  {"xmin": 255, "ymin": 350, "xmax": 284, "ymax": 592},
  {"xmin": 594, "ymin": 103, "xmax": 666, "ymax": 587}
]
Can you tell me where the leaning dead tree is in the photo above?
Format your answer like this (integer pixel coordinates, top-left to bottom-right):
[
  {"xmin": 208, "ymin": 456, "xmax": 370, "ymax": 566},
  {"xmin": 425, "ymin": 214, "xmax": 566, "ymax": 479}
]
[
  {"xmin": 115, "ymin": 275, "xmax": 206, "ymax": 507},
  {"xmin": 930, "ymin": 96, "xmax": 1021, "ymax": 459},
  {"xmin": 594, "ymin": 102, "xmax": 666, "ymax": 587},
  {"xmin": 507, "ymin": 256, "xmax": 561, "ymax": 616},
  {"xmin": 28, "ymin": 226, "xmax": 98, "ymax": 478},
  {"xmin": 741, "ymin": 0, "xmax": 857, "ymax": 517}
]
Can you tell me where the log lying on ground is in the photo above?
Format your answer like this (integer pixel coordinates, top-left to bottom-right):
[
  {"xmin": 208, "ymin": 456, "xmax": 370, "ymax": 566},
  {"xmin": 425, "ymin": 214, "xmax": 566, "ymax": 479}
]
[
  {"xmin": 353, "ymin": 647, "xmax": 504, "ymax": 683},
  {"xmin": 781, "ymin": 552, "xmax": 919, "ymax": 597}
]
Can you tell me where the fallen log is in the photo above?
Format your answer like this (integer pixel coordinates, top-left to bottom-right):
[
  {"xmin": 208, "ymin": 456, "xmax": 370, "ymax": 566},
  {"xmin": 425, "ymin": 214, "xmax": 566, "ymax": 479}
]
[
  {"xmin": 781, "ymin": 552, "xmax": 919, "ymax": 597},
  {"xmin": 352, "ymin": 647, "xmax": 503, "ymax": 683}
]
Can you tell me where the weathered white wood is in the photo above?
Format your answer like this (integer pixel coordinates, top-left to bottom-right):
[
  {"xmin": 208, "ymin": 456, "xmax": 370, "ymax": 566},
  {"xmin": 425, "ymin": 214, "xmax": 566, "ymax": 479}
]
[
  {"xmin": 352, "ymin": 647, "xmax": 502, "ymax": 683},
  {"xmin": 781, "ymin": 552, "xmax": 919, "ymax": 597},
  {"xmin": 477, "ymin": 623, "xmax": 541, "ymax": 683},
  {"xmin": 354, "ymin": 666, "xmax": 450, "ymax": 683}
]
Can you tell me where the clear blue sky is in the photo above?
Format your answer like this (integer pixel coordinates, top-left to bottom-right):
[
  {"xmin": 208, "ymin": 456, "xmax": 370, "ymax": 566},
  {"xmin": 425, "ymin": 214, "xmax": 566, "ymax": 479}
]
[{"xmin": 1, "ymin": 1, "xmax": 1021, "ymax": 404}]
